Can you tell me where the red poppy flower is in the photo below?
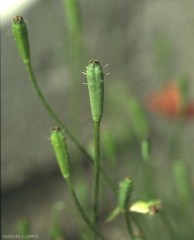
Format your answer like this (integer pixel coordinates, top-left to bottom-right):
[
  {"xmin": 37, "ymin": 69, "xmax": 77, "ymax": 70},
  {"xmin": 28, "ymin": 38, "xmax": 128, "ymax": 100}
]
[{"xmin": 145, "ymin": 82, "xmax": 194, "ymax": 120}]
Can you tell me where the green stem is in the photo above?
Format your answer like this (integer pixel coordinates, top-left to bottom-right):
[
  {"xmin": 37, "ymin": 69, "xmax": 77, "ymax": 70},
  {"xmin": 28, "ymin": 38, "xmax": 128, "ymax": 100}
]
[
  {"xmin": 62, "ymin": 0, "xmax": 82, "ymax": 69},
  {"xmin": 159, "ymin": 210, "xmax": 181, "ymax": 240},
  {"xmin": 124, "ymin": 212, "xmax": 135, "ymax": 239},
  {"xmin": 66, "ymin": 178, "xmax": 107, "ymax": 240},
  {"xmin": 92, "ymin": 121, "xmax": 101, "ymax": 238},
  {"xmin": 169, "ymin": 120, "xmax": 191, "ymax": 238},
  {"xmin": 25, "ymin": 63, "xmax": 116, "ymax": 194},
  {"xmin": 141, "ymin": 140, "xmax": 155, "ymax": 200},
  {"xmin": 62, "ymin": 0, "xmax": 83, "ymax": 133},
  {"xmin": 144, "ymin": 155, "xmax": 155, "ymax": 199}
]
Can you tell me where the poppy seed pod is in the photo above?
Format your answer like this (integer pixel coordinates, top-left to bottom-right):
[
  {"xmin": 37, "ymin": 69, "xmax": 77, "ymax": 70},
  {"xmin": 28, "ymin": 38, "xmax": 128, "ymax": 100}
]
[
  {"xmin": 50, "ymin": 127, "xmax": 70, "ymax": 179},
  {"xmin": 86, "ymin": 59, "xmax": 104, "ymax": 122},
  {"xmin": 12, "ymin": 15, "xmax": 31, "ymax": 64}
]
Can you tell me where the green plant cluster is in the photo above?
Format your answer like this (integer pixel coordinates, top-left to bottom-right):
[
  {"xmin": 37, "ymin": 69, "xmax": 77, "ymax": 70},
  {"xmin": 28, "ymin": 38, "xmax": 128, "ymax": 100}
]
[{"xmin": 12, "ymin": 2, "xmax": 193, "ymax": 239}]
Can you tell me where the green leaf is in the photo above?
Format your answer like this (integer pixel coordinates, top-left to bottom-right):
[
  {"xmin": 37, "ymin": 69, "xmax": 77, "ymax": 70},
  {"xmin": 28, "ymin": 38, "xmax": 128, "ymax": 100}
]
[{"xmin": 106, "ymin": 206, "xmax": 121, "ymax": 222}]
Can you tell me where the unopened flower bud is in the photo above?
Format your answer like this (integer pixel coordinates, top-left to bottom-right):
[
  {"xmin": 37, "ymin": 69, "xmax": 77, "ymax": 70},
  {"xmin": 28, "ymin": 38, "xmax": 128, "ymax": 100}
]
[
  {"xmin": 118, "ymin": 177, "xmax": 134, "ymax": 211},
  {"xmin": 130, "ymin": 199, "xmax": 162, "ymax": 215}
]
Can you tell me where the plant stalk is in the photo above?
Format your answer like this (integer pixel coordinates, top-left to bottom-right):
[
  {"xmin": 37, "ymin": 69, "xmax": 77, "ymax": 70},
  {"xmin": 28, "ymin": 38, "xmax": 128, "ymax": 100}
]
[
  {"xmin": 62, "ymin": 0, "xmax": 83, "ymax": 132},
  {"xmin": 92, "ymin": 120, "xmax": 101, "ymax": 239},
  {"xmin": 66, "ymin": 177, "xmax": 107, "ymax": 240}
]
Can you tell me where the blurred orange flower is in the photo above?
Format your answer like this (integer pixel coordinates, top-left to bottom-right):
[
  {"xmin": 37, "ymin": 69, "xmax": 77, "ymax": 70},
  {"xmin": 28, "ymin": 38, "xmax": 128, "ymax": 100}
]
[{"xmin": 145, "ymin": 82, "xmax": 194, "ymax": 120}]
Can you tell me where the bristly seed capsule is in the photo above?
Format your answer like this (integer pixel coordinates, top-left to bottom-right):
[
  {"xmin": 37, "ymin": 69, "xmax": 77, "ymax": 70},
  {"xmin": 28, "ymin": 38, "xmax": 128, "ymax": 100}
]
[
  {"xmin": 86, "ymin": 59, "xmax": 104, "ymax": 122},
  {"xmin": 50, "ymin": 126, "xmax": 70, "ymax": 179},
  {"xmin": 12, "ymin": 15, "xmax": 31, "ymax": 64}
]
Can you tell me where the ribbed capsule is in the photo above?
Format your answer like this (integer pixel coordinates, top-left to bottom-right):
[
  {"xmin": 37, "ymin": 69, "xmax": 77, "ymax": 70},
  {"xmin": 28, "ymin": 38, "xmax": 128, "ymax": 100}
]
[
  {"xmin": 118, "ymin": 177, "xmax": 134, "ymax": 211},
  {"xmin": 86, "ymin": 59, "xmax": 104, "ymax": 122},
  {"xmin": 50, "ymin": 126, "xmax": 70, "ymax": 179},
  {"xmin": 12, "ymin": 15, "xmax": 31, "ymax": 64}
]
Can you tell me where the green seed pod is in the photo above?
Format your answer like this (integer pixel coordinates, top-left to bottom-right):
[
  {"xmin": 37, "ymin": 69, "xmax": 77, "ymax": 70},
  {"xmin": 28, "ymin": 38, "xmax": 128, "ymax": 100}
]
[
  {"xmin": 86, "ymin": 59, "xmax": 104, "ymax": 122},
  {"xmin": 50, "ymin": 126, "xmax": 70, "ymax": 179},
  {"xmin": 118, "ymin": 177, "xmax": 134, "ymax": 211},
  {"xmin": 12, "ymin": 15, "xmax": 31, "ymax": 64}
]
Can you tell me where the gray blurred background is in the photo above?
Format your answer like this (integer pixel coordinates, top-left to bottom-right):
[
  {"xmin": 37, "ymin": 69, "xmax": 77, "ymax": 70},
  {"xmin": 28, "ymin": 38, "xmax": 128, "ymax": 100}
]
[{"xmin": 2, "ymin": 0, "xmax": 194, "ymax": 239}]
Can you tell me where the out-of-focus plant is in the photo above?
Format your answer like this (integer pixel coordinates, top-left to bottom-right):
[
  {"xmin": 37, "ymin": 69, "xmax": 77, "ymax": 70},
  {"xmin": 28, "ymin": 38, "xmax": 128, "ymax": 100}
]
[{"xmin": 145, "ymin": 80, "xmax": 194, "ymax": 120}]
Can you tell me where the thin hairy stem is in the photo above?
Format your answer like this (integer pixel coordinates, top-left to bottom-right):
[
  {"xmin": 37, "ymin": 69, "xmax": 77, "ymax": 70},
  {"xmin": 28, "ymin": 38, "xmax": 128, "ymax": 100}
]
[
  {"xmin": 66, "ymin": 178, "xmax": 107, "ymax": 240},
  {"xmin": 92, "ymin": 120, "xmax": 101, "ymax": 239}
]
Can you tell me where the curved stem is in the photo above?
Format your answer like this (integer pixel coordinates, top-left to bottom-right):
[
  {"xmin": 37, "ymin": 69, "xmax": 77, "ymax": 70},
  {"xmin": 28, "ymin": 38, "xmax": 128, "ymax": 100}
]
[
  {"xmin": 66, "ymin": 178, "xmax": 107, "ymax": 240},
  {"xmin": 92, "ymin": 120, "xmax": 101, "ymax": 238},
  {"xmin": 25, "ymin": 63, "xmax": 116, "ymax": 194}
]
